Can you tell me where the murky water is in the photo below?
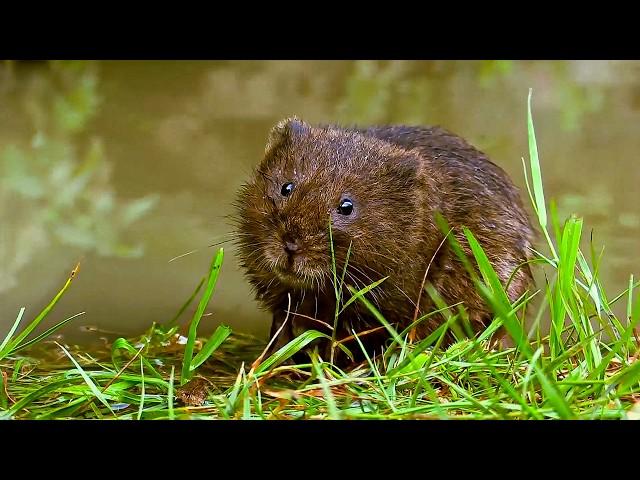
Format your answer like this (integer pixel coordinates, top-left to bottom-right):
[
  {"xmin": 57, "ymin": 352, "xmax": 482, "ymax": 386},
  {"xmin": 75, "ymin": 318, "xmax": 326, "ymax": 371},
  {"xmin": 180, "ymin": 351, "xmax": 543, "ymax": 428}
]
[{"xmin": 1, "ymin": 60, "xmax": 639, "ymax": 343}]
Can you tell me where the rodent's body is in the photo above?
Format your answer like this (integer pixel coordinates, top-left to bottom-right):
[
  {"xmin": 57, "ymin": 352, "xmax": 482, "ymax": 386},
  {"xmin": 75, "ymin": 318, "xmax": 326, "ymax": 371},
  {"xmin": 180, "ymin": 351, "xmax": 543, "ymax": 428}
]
[{"xmin": 234, "ymin": 118, "xmax": 535, "ymax": 364}]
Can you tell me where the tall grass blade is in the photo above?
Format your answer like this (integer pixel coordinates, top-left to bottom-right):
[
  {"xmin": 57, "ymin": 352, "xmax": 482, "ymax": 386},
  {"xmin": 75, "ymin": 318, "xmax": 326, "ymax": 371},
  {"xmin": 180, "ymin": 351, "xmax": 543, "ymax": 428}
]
[
  {"xmin": 166, "ymin": 276, "xmax": 205, "ymax": 328},
  {"xmin": 0, "ymin": 307, "xmax": 25, "ymax": 356},
  {"xmin": 1, "ymin": 263, "xmax": 80, "ymax": 358},
  {"xmin": 181, "ymin": 248, "xmax": 224, "ymax": 385},
  {"xmin": 527, "ymin": 89, "xmax": 558, "ymax": 260},
  {"xmin": 527, "ymin": 88, "xmax": 547, "ymax": 228},
  {"xmin": 461, "ymin": 227, "xmax": 574, "ymax": 418},
  {"xmin": 12, "ymin": 311, "xmax": 86, "ymax": 353},
  {"xmin": 137, "ymin": 357, "xmax": 145, "ymax": 420}
]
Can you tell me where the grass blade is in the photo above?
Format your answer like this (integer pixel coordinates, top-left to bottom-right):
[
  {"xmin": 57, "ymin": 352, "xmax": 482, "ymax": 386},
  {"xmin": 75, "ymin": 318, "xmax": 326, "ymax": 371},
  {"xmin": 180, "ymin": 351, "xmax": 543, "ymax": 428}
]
[
  {"xmin": 339, "ymin": 276, "xmax": 389, "ymax": 314},
  {"xmin": 165, "ymin": 276, "xmax": 205, "ymax": 328},
  {"xmin": 137, "ymin": 357, "xmax": 145, "ymax": 420},
  {"xmin": 527, "ymin": 89, "xmax": 558, "ymax": 260},
  {"xmin": 0, "ymin": 307, "xmax": 25, "ymax": 356},
  {"xmin": 0, "ymin": 378, "xmax": 78, "ymax": 420},
  {"xmin": 12, "ymin": 311, "xmax": 86, "ymax": 353},
  {"xmin": 190, "ymin": 324, "xmax": 232, "ymax": 370},
  {"xmin": 111, "ymin": 337, "xmax": 162, "ymax": 379},
  {"xmin": 254, "ymin": 330, "xmax": 352, "ymax": 374},
  {"xmin": 1, "ymin": 263, "xmax": 80, "ymax": 358},
  {"xmin": 0, "ymin": 371, "xmax": 7, "ymax": 410},
  {"xmin": 226, "ymin": 362, "xmax": 245, "ymax": 417},
  {"xmin": 527, "ymin": 88, "xmax": 547, "ymax": 228},
  {"xmin": 461, "ymin": 227, "xmax": 575, "ymax": 419},
  {"xmin": 168, "ymin": 366, "xmax": 175, "ymax": 420},
  {"xmin": 311, "ymin": 353, "xmax": 341, "ymax": 419},
  {"xmin": 181, "ymin": 248, "xmax": 224, "ymax": 385},
  {"xmin": 56, "ymin": 342, "xmax": 114, "ymax": 415}
]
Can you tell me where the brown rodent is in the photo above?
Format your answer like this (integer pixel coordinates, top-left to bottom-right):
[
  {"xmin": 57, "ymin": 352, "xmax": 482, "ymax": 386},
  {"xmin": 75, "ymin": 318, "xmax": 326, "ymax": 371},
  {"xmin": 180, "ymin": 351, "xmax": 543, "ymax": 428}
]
[{"xmin": 234, "ymin": 118, "xmax": 535, "ymax": 365}]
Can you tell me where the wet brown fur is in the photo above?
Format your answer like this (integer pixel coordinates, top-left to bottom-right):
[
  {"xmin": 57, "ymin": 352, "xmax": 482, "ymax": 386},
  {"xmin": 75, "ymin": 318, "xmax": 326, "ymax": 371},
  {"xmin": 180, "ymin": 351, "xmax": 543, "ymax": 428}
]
[{"xmin": 233, "ymin": 118, "xmax": 535, "ymax": 365}]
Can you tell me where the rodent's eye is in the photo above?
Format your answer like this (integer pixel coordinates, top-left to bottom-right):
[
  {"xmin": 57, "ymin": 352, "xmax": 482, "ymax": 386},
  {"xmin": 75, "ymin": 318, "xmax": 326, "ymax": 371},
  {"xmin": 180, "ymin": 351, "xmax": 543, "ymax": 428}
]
[
  {"xmin": 281, "ymin": 182, "xmax": 295, "ymax": 197},
  {"xmin": 337, "ymin": 198, "xmax": 354, "ymax": 216}
]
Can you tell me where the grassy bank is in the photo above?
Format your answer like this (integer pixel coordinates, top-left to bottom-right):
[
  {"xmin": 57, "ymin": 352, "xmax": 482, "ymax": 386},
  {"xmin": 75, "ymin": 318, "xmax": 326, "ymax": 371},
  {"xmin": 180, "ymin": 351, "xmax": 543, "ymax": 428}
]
[{"xmin": 1, "ymin": 91, "xmax": 639, "ymax": 420}]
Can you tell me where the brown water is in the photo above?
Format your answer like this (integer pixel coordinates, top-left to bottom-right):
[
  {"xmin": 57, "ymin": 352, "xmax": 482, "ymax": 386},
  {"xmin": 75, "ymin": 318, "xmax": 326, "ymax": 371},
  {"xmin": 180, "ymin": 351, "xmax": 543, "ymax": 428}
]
[{"xmin": 1, "ymin": 60, "xmax": 639, "ymax": 343}]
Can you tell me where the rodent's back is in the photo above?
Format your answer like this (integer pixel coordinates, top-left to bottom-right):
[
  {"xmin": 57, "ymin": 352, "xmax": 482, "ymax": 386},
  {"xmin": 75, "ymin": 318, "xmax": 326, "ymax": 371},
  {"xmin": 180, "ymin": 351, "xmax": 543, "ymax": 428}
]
[
  {"xmin": 355, "ymin": 124, "xmax": 535, "ymax": 266},
  {"xmin": 355, "ymin": 125, "xmax": 532, "ymax": 225}
]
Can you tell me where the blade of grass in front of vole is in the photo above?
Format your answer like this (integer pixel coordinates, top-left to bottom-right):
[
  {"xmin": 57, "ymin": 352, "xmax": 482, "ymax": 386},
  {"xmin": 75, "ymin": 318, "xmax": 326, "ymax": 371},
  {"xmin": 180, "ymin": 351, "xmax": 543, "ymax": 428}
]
[
  {"xmin": 339, "ymin": 276, "xmax": 389, "ymax": 314},
  {"xmin": 255, "ymin": 330, "xmax": 353, "ymax": 374},
  {"xmin": 181, "ymin": 248, "xmax": 224, "ymax": 385},
  {"xmin": 338, "ymin": 241, "xmax": 353, "ymax": 302},
  {"xmin": 350, "ymin": 327, "xmax": 399, "ymax": 414},
  {"xmin": 328, "ymin": 218, "xmax": 339, "ymax": 304},
  {"xmin": 242, "ymin": 369, "xmax": 252, "ymax": 419},
  {"xmin": 165, "ymin": 276, "xmax": 205, "ymax": 328},
  {"xmin": 226, "ymin": 362, "xmax": 245, "ymax": 417},
  {"xmin": 190, "ymin": 324, "xmax": 232, "ymax": 371},
  {"xmin": 349, "ymin": 287, "xmax": 444, "ymax": 413},
  {"xmin": 521, "ymin": 156, "xmax": 538, "ymax": 222},
  {"xmin": 462, "ymin": 227, "xmax": 528, "ymax": 352},
  {"xmin": 462, "ymin": 228, "xmax": 575, "ymax": 419},
  {"xmin": 311, "ymin": 352, "xmax": 341, "ymax": 419},
  {"xmin": 328, "ymin": 219, "xmax": 343, "ymax": 364}
]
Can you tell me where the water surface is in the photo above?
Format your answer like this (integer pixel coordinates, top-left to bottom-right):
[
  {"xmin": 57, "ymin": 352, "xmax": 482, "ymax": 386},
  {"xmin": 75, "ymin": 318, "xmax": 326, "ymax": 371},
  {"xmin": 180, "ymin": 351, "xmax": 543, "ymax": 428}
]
[{"xmin": 1, "ymin": 60, "xmax": 638, "ymax": 342}]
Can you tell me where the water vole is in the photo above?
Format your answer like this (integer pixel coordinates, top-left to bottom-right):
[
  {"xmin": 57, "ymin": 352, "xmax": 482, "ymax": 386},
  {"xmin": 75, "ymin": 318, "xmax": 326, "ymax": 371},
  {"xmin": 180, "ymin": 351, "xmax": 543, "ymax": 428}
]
[{"xmin": 234, "ymin": 118, "xmax": 535, "ymax": 364}]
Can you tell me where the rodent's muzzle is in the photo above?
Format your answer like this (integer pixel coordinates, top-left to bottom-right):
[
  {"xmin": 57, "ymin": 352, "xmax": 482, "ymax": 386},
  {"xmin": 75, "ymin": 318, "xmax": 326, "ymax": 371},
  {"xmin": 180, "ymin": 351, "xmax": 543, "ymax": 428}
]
[
  {"xmin": 282, "ymin": 233, "xmax": 302, "ymax": 256},
  {"xmin": 272, "ymin": 232, "xmax": 324, "ymax": 287}
]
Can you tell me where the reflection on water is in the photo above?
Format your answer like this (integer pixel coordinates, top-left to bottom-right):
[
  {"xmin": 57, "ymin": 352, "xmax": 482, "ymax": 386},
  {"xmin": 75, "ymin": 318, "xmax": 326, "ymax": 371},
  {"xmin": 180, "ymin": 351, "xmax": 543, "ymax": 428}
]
[
  {"xmin": 1, "ymin": 60, "xmax": 639, "ymax": 342},
  {"xmin": 0, "ymin": 61, "xmax": 157, "ymax": 293}
]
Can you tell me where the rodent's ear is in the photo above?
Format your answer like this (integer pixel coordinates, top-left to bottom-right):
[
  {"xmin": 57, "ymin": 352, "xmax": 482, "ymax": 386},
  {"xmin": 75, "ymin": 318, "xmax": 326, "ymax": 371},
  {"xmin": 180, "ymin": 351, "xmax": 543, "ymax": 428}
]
[
  {"xmin": 265, "ymin": 117, "xmax": 310, "ymax": 154},
  {"xmin": 383, "ymin": 151, "xmax": 423, "ymax": 185}
]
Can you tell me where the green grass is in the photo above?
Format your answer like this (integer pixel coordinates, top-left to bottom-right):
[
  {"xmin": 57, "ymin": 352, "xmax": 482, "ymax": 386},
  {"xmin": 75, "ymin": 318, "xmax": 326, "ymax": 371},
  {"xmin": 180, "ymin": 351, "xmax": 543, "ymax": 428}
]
[{"xmin": 1, "ymin": 91, "xmax": 639, "ymax": 420}]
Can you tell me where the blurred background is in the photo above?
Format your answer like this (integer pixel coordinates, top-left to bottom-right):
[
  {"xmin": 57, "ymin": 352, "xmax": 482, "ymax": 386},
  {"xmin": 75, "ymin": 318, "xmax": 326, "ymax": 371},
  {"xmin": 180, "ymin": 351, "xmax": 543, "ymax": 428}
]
[{"xmin": 1, "ymin": 60, "xmax": 639, "ymax": 343}]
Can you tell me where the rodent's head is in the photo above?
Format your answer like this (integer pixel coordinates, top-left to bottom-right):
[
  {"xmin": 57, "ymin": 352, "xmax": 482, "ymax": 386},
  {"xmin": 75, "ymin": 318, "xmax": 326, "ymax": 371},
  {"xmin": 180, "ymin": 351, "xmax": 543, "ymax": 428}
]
[{"xmin": 235, "ymin": 118, "xmax": 427, "ymax": 294}]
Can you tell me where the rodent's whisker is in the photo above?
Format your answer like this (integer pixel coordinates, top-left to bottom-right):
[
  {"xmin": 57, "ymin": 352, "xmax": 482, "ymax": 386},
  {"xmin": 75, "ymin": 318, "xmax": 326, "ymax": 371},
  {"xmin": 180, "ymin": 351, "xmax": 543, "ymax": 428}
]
[
  {"xmin": 167, "ymin": 248, "xmax": 200, "ymax": 263},
  {"xmin": 287, "ymin": 311, "xmax": 333, "ymax": 331},
  {"xmin": 167, "ymin": 237, "xmax": 236, "ymax": 263},
  {"xmin": 206, "ymin": 238, "xmax": 237, "ymax": 249}
]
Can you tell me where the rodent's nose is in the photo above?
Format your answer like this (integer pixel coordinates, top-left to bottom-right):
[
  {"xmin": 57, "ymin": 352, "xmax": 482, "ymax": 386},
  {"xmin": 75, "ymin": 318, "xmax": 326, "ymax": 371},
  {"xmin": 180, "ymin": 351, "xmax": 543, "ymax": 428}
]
[
  {"xmin": 284, "ymin": 241, "xmax": 300, "ymax": 254},
  {"xmin": 283, "ymin": 235, "xmax": 301, "ymax": 255}
]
